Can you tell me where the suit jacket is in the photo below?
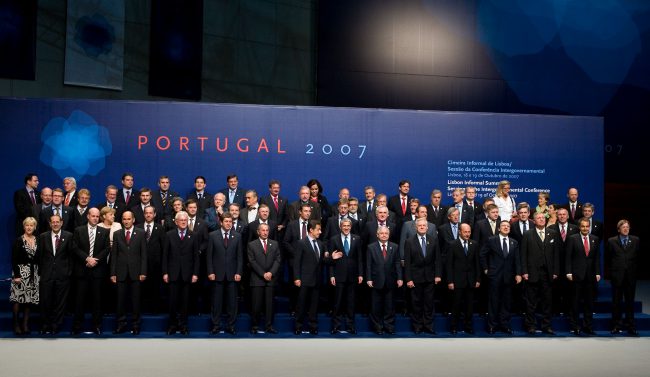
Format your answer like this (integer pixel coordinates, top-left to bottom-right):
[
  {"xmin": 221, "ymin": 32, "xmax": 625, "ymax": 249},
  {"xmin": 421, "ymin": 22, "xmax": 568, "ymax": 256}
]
[
  {"xmin": 606, "ymin": 235, "xmax": 640, "ymax": 285},
  {"xmin": 72, "ymin": 224, "xmax": 111, "ymax": 278},
  {"xmin": 139, "ymin": 222, "xmax": 166, "ymax": 270},
  {"xmin": 293, "ymin": 237, "xmax": 326, "ymax": 287},
  {"xmin": 388, "ymin": 195, "xmax": 411, "ymax": 222},
  {"xmin": 472, "ymin": 217, "xmax": 500, "ymax": 248},
  {"xmin": 323, "ymin": 215, "xmax": 360, "ymax": 246},
  {"xmin": 283, "ymin": 219, "xmax": 309, "ymax": 257},
  {"xmin": 38, "ymin": 230, "xmax": 74, "ymax": 281},
  {"xmin": 548, "ymin": 222, "xmax": 579, "ymax": 275},
  {"xmin": 451, "ymin": 202, "xmax": 475, "ymax": 229},
  {"xmin": 203, "ymin": 206, "xmax": 223, "ymax": 232},
  {"xmin": 260, "ymin": 194, "xmax": 289, "ymax": 227},
  {"xmin": 186, "ymin": 191, "xmax": 212, "ymax": 218},
  {"xmin": 426, "ymin": 204, "xmax": 448, "ymax": 228},
  {"xmin": 437, "ymin": 222, "xmax": 459, "ymax": 258},
  {"xmin": 520, "ymin": 228, "xmax": 560, "ymax": 282},
  {"xmin": 39, "ymin": 205, "xmax": 73, "ymax": 233},
  {"xmin": 362, "ymin": 219, "xmax": 397, "ymax": 247},
  {"xmin": 231, "ymin": 220, "xmax": 245, "ymax": 235},
  {"xmin": 565, "ymin": 233, "xmax": 600, "ymax": 281},
  {"xmin": 14, "ymin": 187, "xmax": 39, "ymax": 226},
  {"xmin": 96, "ymin": 202, "xmax": 126, "ymax": 222},
  {"xmin": 246, "ymin": 219, "xmax": 278, "ymax": 244},
  {"xmin": 206, "ymin": 229, "xmax": 243, "ymax": 281},
  {"xmin": 110, "ymin": 227, "xmax": 147, "ymax": 281},
  {"xmin": 162, "ymin": 229, "xmax": 200, "ymax": 282},
  {"xmin": 588, "ymin": 219, "xmax": 604, "ymax": 242},
  {"xmin": 464, "ymin": 199, "xmax": 482, "ymax": 224},
  {"xmin": 562, "ymin": 201, "xmax": 584, "ymax": 224},
  {"xmin": 510, "ymin": 220, "xmax": 534, "ymax": 244},
  {"xmin": 116, "ymin": 188, "xmax": 140, "ymax": 209},
  {"xmin": 188, "ymin": 217, "xmax": 210, "ymax": 254},
  {"xmin": 480, "ymin": 235, "xmax": 521, "ymax": 284},
  {"xmin": 150, "ymin": 189, "xmax": 179, "ymax": 220},
  {"xmin": 366, "ymin": 241, "xmax": 402, "ymax": 289},
  {"xmin": 399, "ymin": 220, "xmax": 437, "ymax": 260},
  {"xmin": 327, "ymin": 233, "xmax": 363, "ymax": 282},
  {"xmin": 71, "ymin": 206, "xmax": 90, "ymax": 228},
  {"xmin": 240, "ymin": 206, "xmax": 260, "ymax": 226},
  {"xmin": 446, "ymin": 238, "xmax": 481, "ymax": 289},
  {"xmin": 403, "ymin": 233, "xmax": 442, "ymax": 283},
  {"xmin": 287, "ymin": 200, "xmax": 322, "ymax": 222},
  {"xmin": 130, "ymin": 204, "xmax": 150, "ymax": 226},
  {"xmin": 358, "ymin": 200, "xmax": 377, "ymax": 222},
  {"xmin": 247, "ymin": 238, "xmax": 281, "ymax": 287},
  {"xmin": 220, "ymin": 187, "xmax": 245, "ymax": 208}
]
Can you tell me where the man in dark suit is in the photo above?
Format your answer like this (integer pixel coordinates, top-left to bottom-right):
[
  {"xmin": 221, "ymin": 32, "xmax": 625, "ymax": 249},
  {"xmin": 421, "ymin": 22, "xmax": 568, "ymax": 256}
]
[
  {"xmin": 472, "ymin": 203, "xmax": 500, "ymax": 247},
  {"xmin": 227, "ymin": 203, "xmax": 246, "ymax": 234},
  {"xmin": 71, "ymin": 208, "xmax": 111, "ymax": 335},
  {"xmin": 247, "ymin": 223, "xmax": 281, "ymax": 334},
  {"xmin": 116, "ymin": 172, "xmax": 140, "ymax": 210},
  {"xmin": 566, "ymin": 217, "xmax": 601, "ymax": 335},
  {"xmin": 404, "ymin": 218, "xmax": 442, "ymax": 334},
  {"xmin": 323, "ymin": 199, "xmax": 360, "ymax": 248},
  {"xmin": 220, "ymin": 173, "xmax": 245, "ymax": 208},
  {"xmin": 62, "ymin": 177, "xmax": 78, "ymax": 208},
  {"xmin": 283, "ymin": 203, "xmax": 313, "ymax": 314},
  {"xmin": 162, "ymin": 210, "xmax": 199, "ymax": 335},
  {"xmin": 240, "ymin": 190, "xmax": 260, "ymax": 226},
  {"xmin": 446, "ymin": 223, "xmax": 481, "ymax": 334},
  {"xmin": 480, "ymin": 221, "xmax": 522, "ymax": 334},
  {"xmin": 562, "ymin": 187, "xmax": 583, "ymax": 225},
  {"xmin": 207, "ymin": 213, "xmax": 243, "ymax": 334},
  {"xmin": 581, "ymin": 203, "xmax": 603, "ymax": 241},
  {"xmin": 186, "ymin": 198, "xmax": 213, "ymax": 315},
  {"xmin": 97, "ymin": 185, "xmax": 126, "ymax": 221},
  {"xmin": 150, "ymin": 175, "xmax": 179, "ymax": 227},
  {"xmin": 259, "ymin": 179, "xmax": 289, "ymax": 234},
  {"xmin": 203, "ymin": 192, "xmax": 226, "ymax": 231},
  {"xmin": 246, "ymin": 204, "xmax": 278, "ymax": 244},
  {"xmin": 140, "ymin": 205, "xmax": 166, "ymax": 313},
  {"xmin": 362, "ymin": 205, "xmax": 396, "ymax": 246},
  {"xmin": 450, "ymin": 188, "xmax": 474, "ymax": 229},
  {"xmin": 358, "ymin": 186, "xmax": 377, "ymax": 224},
  {"xmin": 426, "ymin": 189, "xmax": 448, "ymax": 229},
  {"xmin": 293, "ymin": 220, "xmax": 326, "ymax": 335},
  {"xmin": 110, "ymin": 211, "xmax": 147, "ymax": 335},
  {"xmin": 327, "ymin": 218, "xmax": 363, "ymax": 334},
  {"xmin": 464, "ymin": 186, "xmax": 482, "ymax": 225},
  {"xmin": 521, "ymin": 212, "xmax": 559, "ymax": 334},
  {"xmin": 548, "ymin": 207, "xmax": 578, "ymax": 315},
  {"xmin": 387, "ymin": 180, "xmax": 412, "ymax": 235},
  {"xmin": 187, "ymin": 175, "xmax": 212, "ymax": 219},
  {"xmin": 474, "ymin": 198, "xmax": 496, "ymax": 223},
  {"xmin": 366, "ymin": 226, "xmax": 403, "ymax": 335},
  {"xmin": 38, "ymin": 214, "xmax": 73, "ymax": 335},
  {"xmin": 131, "ymin": 187, "xmax": 155, "ymax": 226},
  {"xmin": 438, "ymin": 207, "xmax": 461, "ymax": 256},
  {"xmin": 35, "ymin": 186, "xmax": 52, "ymax": 220},
  {"xmin": 71, "ymin": 189, "xmax": 91, "ymax": 229},
  {"xmin": 39, "ymin": 188, "xmax": 73, "ymax": 233},
  {"xmin": 510, "ymin": 203, "xmax": 534, "ymax": 244},
  {"xmin": 607, "ymin": 219, "xmax": 640, "ymax": 336},
  {"xmin": 14, "ymin": 173, "xmax": 40, "ymax": 235},
  {"xmin": 288, "ymin": 186, "xmax": 322, "ymax": 221}
]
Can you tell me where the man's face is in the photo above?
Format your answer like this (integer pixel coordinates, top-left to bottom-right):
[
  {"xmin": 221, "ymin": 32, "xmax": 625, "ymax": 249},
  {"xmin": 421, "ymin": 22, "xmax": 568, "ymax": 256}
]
[
  {"xmin": 269, "ymin": 183, "xmax": 280, "ymax": 196},
  {"xmin": 409, "ymin": 201, "xmax": 419, "ymax": 214},
  {"xmin": 416, "ymin": 221, "xmax": 428, "ymax": 236},
  {"xmin": 41, "ymin": 189, "xmax": 52, "ymax": 204},
  {"xmin": 299, "ymin": 206, "xmax": 312, "ymax": 221},
  {"xmin": 459, "ymin": 224, "xmax": 472, "ymax": 240},
  {"xmin": 87, "ymin": 208, "xmax": 100, "ymax": 226},
  {"xmin": 348, "ymin": 201, "xmax": 358, "ymax": 214},
  {"xmin": 499, "ymin": 222, "xmax": 511, "ymax": 236},
  {"xmin": 140, "ymin": 191, "xmax": 152, "ymax": 205},
  {"xmin": 518, "ymin": 208, "xmax": 530, "ymax": 221},
  {"xmin": 338, "ymin": 203, "xmax": 349, "ymax": 216},
  {"xmin": 488, "ymin": 208, "xmax": 500, "ymax": 221},
  {"xmin": 106, "ymin": 188, "xmax": 117, "ymax": 202},
  {"xmin": 221, "ymin": 217, "xmax": 233, "ymax": 231},
  {"xmin": 186, "ymin": 203, "xmax": 198, "ymax": 217},
  {"xmin": 27, "ymin": 176, "xmax": 39, "ymax": 189},
  {"xmin": 227, "ymin": 177, "xmax": 238, "ymax": 190},
  {"xmin": 339, "ymin": 189, "xmax": 350, "ymax": 200},
  {"xmin": 416, "ymin": 207, "xmax": 428, "ymax": 219},
  {"xmin": 52, "ymin": 191, "xmax": 64, "ymax": 206},
  {"xmin": 579, "ymin": 221, "xmax": 590, "ymax": 236},
  {"xmin": 365, "ymin": 188, "xmax": 375, "ymax": 201},
  {"xmin": 448, "ymin": 210, "xmax": 459, "ymax": 224},
  {"xmin": 568, "ymin": 188, "xmax": 578, "ymax": 202},
  {"xmin": 245, "ymin": 192, "xmax": 257, "ymax": 207},
  {"xmin": 452, "ymin": 191, "xmax": 463, "ymax": 204},
  {"xmin": 258, "ymin": 206, "xmax": 269, "ymax": 220},
  {"xmin": 534, "ymin": 213, "xmax": 546, "ymax": 228},
  {"xmin": 50, "ymin": 216, "xmax": 63, "ymax": 233},
  {"xmin": 229, "ymin": 205, "xmax": 240, "ymax": 219},
  {"xmin": 159, "ymin": 178, "xmax": 170, "ymax": 191},
  {"xmin": 399, "ymin": 182, "xmax": 410, "ymax": 195},
  {"xmin": 78, "ymin": 193, "xmax": 90, "ymax": 207},
  {"xmin": 214, "ymin": 194, "xmax": 225, "ymax": 208},
  {"xmin": 257, "ymin": 224, "xmax": 269, "ymax": 240},
  {"xmin": 144, "ymin": 207, "xmax": 156, "ymax": 223},
  {"xmin": 557, "ymin": 209, "xmax": 568, "ymax": 224},
  {"xmin": 582, "ymin": 207, "xmax": 593, "ymax": 218},
  {"xmin": 195, "ymin": 178, "xmax": 206, "ymax": 191},
  {"xmin": 175, "ymin": 215, "xmax": 188, "ymax": 231},
  {"xmin": 377, "ymin": 227, "xmax": 390, "ymax": 242},
  {"xmin": 466, "ymin": 188, "xmax": 476, "ymax": 200},
  {"xmin": 172, "ymin": 201, "xmax": 183, "ymax": 212},
  {"xmin": 63, "ymin": 179, "xmax": 74, "ymax": 192},
  {"xmin": 376, "ymin": 208, "xmax": 388, "ymax": 221},
  {"xmin": 299, "ymin": 188, "xmax": 310, "ymax": 202},
  {"xmin": 121, "ymin": 212, "xmax": 134, "ymax": 229},
  {"xmin": 122, "ymin": 175, "xmax": 134, "ymax": 189},
  {"xmin": 619, "ymin": 222, "xmax": 630, "ymax": 236},
  {"xmin": 309, "ymin": 224, "xmax": 322, "ymax": 239},
  {"xmin": 340, "ymin": 221, "xmax": 351, "ymax": 235},
  {"xmin": 431, "ymin": 193, "xmax": 441, "ymax": 206},
  {"xmin": 377, "ymin": 196, "xmax": 387, "ymax": 206}
]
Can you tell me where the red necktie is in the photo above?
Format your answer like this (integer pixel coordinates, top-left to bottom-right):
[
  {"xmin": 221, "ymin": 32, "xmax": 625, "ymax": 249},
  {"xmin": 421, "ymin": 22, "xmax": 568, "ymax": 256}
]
[
  {"xmin": 382, "ymin": 243, "xmax": 387, "ymax": 260},
  {"xmin": 571, "ymin": 203, "xmax": 576, "ymax": 219},
  {"xmin": 560, "ymin": 225, "xmax": 566, "ymax": 241},
  {"xmin": 180, "ymin": 230, "xmax": 185, "ymax": 241},
  {"xmin": 55, "ymin": 234, "xmax": 61, "ymax": 251},
  {"xmin": 125, "ymin": 191, "xmax": 131, "ymax": 205},
  {"xmin": 29, "ymin": 191, "xmax": 36, "ymax": 205},
  {"xmin": 301, "ymin": 221, "xmax": 307, "ymax": 239},
  {"xmin": 263, "ymin": 239, "xmax": 267, "ymax": 254},
  {"xmin": 583, "ymin": 236, "xmax": 590, "ymax": 256},
  {"xmin": 273, "ymin": 196, "xmax": 278, "ymax": 211},
  {"xmin": 125, "ymin": 230, "xmax": 131, "ymax": 244},
  {"xmin": 224, "ymin": 231, "xmax": 229, "ymax": 247},
  {"xmin": 401, "ymin": 197, "xmax": 406, "ymax": 215}
]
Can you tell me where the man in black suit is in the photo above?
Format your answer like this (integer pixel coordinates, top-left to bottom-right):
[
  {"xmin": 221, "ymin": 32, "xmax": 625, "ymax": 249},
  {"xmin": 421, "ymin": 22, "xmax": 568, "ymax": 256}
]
[
  {"xmin": 246, "ymin": 204, "xmax": 278, "ymax": 244},
  {"xmin": 358, "ymin": 186, "xmax": 377, "ymax": 224},
  {"xmin": 521, "ymin": 212, "xmax": 559, "ymax": 334},
  {"xmin": 464, "ymin": 186, "xmax": 482, "ymax": 224},
  {"xmin": 247, "ymin": 223, "xmax": 281, "ymax": 334},
  {"xmin": 446, "ymin": 223, "xmax": 481, "ymax": 334},
  {"xmin": 116, "ymin": 172, "xmax": 140, "ymax": 210},
  {"xmin": 510, "ymin": 203, "xmax": 534, "ymax": 244},
  {"xmin": 288, "ymin": 186, "xmax": 321, "ymax": 221},
  {"xmin": 323, "ymin": 199, "xmax": 359, "ymax": 247},
  {"xmin": 187, "ymin": 198, "xmax": 213, "ymax": 315},
  {"xmin": 472, "ymin": 203, "xmax": 500, "ymax": 247},
  {"xmin": 329, "ymin": 188, "xmax": 351, "ymax": 217},
  {"xmin": 259, "ymin": 179, "xmax": 288, "ymax": 234},
  {"xmin": 581, "ymin": 203, "xmax": 603, "ymax": 241},
  {"xmin": 438, "ymin": 207, "xmax": 461, "ymax": 256},
  {"xmin": 548, "ymin": 207, "xmax": 578, "ymax": 315},
  {"xmin": 38, "ymin": 214, "xmax": 73, "ymax": 335},
  {"xmin": 220, "ymin": 173, "xmax": 245, "ymax": 208},
  {"xmin": 110, "ymin": 211, "xmax": 147, "ymax": 335},
  {"xmin": 563, "ymin": 187, "xmax": 583, "ymax": 225},
  {"xmin": 14, "ymin": 173, "xmax": 40, "ymax": 235},
  {"xmin": 227, "ymin": 203, "xmax": 246, "ymax": 234},
  {"xmin": 131, "ymin": 187, "xmax": 155, "ymax": 226},
  {"xmin": 426, "ymin": 189, "xmax": 448, "ymax": 229},
  {"xmin": 71, "ymin": 189, "xmax": 91, "ymax": 229},
  {"xmin": 97, "ymin": 185, "xmax": 125, "ymax": 221},
  {"xmin": 404, "ymin": 218, "xmax": 442, "ymax": 334},
  {"xmin": 35, "ymin": 186, "xmax": 52, "ymax": 219},
  {"xmin": 450, "ymin": 188, "xmax": 474, "ymax": 229},
  {"xmin": 150, "ymin": 175, "xmax": 179, "ymax": 227},
  {"xmin": 63, "ymin": 177, "xmax": 78, "ymax": 208},
  {"xmin": 362, "ymin": 205, "xmax": 396, "ymax": 247},
  {"xmin": 327, "ymin": 218, "xmax": 363, "ymax": 334},
  {"xmin": 187, "ymin": 175, "xmax": 212, "ymax": 218},
  {"xmin": 293, "ymin": 220, "xmax": 326, "ymax": 335},
  {"xmin": 39, "ymin": 188, "xmax": 73, "ymax": 233},
  {"xmin": 566, "ymin": 217, "xmax": 601, "ymax": 335},
  {"xmin": 347, "ymin": 197, "xmax": 362, "ymax": 224},
  {"xmin": 207, "ymin": 213, "xmax": 243, "ymax": 334},
  {"xmin": 387, "ymin": 180, "xmax": 412, "ymax": 235},
  {"xmin": 366, "ymin": 226, "xmax": 403, "ymax": 335},
  {"xmin": 162, "ymin": 210, "xmax": 199, "ymax": 335},
  {"xmin": 283, "ymin": 203, "xmax": 313, "ymax": 314},
  {"xmin": 480, "ymin": 221, "xmax": 522, "ymax": 334},
  {"xmin": 71, "ymin": 207, "xmax": 111, "ymax": 335},
  {"xmin": 474, "ymin": 198, "xmax": 495, "ymax": 223},
  {"xmin": 140, "ymin": 205, "xmax": 166, "ymax": 313},
  {"xmin": 607, "ymin": 219, "xmax": 640, "ymax": 336}
]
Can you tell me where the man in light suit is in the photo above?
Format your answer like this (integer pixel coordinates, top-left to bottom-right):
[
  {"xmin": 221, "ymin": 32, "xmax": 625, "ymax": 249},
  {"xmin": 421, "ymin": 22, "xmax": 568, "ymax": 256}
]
[
  {"xmin": 247, "ymin": 223, "xmax": 281, "ymax": 334},
  {"xmin": 566, "ymin": 217, "xmax": 601, "ymax": 335},
  {"xmin": 521, "ymin": 212, "xmax": 559, "ymax": 335},
  {"xmin": 446, "ymin": 223, "xmax": 481, "ymax": 334},
  {"xmin": 607, "ymin": 219, "xmax": 640, "ymax": 336},
  {"xmin": 366, "ymin": 226, "xmax": 403, "ymax": 335},
  {"xmin": 220, "ymin": 174, "xmax": 245, "ymax": 208},
  {"xmin": 38, "ymin": 214, "xmax": 73, "ymax": 335},
  {"xmin": 293, "ymin": 220, "xmax": 326, "ymax": 335},
  {"xmin": 14, "ymin": 173, "xmax": 40, "ymax": 236},
  {"xmin": 110, "ymin": 211, "xmax": 147, "ymax": 335},
  {"xmin": 71, "ymin": 208, "xmax": 111, "ymax": 335},
  {"xmin": 480, "ymin": 221, "xmax": 522, "ymax": 334},
  {"xmin": 207, "ymin": 213, "xmax": 243, "ymax": 335},
  {"xmin": 162, "ymin": 211, "xmax": 199, "ymax": 335}
]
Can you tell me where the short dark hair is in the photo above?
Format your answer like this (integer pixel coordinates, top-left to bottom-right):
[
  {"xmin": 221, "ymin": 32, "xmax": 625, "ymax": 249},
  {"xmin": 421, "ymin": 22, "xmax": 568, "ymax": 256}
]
[
  {"xmin": 194, "ymin": 175, "xmax": 206, "ymax": 184},
  {"xmin": 121, "ymin": 172, "xmax": 134, "ymax": 181},
  {"xmin": 24, "ymin": 173, "xmax": 37, "ymax": 185},
  {"xmin": 308, "ymin": 220, "xmax": 321, "ymax": 231}
]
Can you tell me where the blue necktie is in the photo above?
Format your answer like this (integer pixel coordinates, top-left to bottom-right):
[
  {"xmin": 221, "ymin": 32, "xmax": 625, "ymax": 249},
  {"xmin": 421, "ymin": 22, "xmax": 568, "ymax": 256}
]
[
  {"xmin": 452, "ymin": 224, "xmax": 458, "ymax": 239},
  {"xmin": 502, "ymin": 237, "xmax": 508, "ymax": 256},
  {"xmin": 463, "ymin": 240, "xmax": 468, "ymax": 256},
  {"xmin": 344, "ymin": 236, "xmax": 350, "ymax": 255},
  {"xmin": 420, "ymin": 236, "xmax": 427, "ymax": 257}
]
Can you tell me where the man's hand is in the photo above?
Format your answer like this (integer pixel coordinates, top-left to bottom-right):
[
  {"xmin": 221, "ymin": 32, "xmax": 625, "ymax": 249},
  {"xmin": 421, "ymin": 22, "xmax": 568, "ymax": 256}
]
[
  {"xmin": 163, "ymin": 274, "xmax": 169, "ymax": 283},
  {"xmin": 263, "ymin": 272, "xmax": 272, "ymax": 281},
  {"xmin": 208, "ymin": 274, "xmax": 216, "ymax": 281},
  {"xmin": 234, "ymin": 274, "xmax": 241, "ymax": 282},
  {"xmin": 330, "ymin": 277, "xmax": 336, "ymax": 286},
  {"xmin": 447, "ymin": 283, "xmax": 454, "ymax": 290}
]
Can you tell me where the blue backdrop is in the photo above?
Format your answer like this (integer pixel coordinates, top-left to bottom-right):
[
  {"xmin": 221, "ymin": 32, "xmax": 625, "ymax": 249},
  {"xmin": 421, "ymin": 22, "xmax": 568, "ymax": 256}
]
[{"xmin": 0, "ymin": 98, "xmax": 603, "ymax": 277}]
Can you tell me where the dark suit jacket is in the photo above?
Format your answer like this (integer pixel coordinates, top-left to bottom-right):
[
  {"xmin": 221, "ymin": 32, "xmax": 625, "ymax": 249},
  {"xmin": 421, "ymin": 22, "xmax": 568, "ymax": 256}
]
[
  {"xmin": 206, "ymin": 229, "xmax": 243, "ymax": 281},
  {"xmin": 110, "ymin": 227, "xmax": 147, "ymax": 281},
  {"xmin": 162, "ymin": 229, "xmax": 200, "ymax": 282},
  {"xmin": 548, "ymin": 222, "xmax": 579, "ymax": 275},
  {"xmin": 452, "ymin": 202, "xmax": 475, "ymax": 228},
  {"xmin": 247, "ymin": 238, "xmax": 281, "ymax": 287},
  {"xmin": 283, "ymin": 219, "xmax": 309, "ymax": 257},
  {"xmin": 404, "ymin": 233, "xmax": 442, "ymax": 283},
  {"xmin": 71, "ymin": 206, "xmax": 89, "ymax": 228},
  {"xmin": 38, "ymin": 230, "xmax": 74, "ymax": 281},
  {"xmin": 39, "ymin": 206, "xmax": 73, "ymax": 233},
  {"xmin": 220, "ymin": 187, "xmax": 245, "ymax": 208},
  {"xmin": 260, "ymin": 194, "xmax": 289, "ymax": 227},
  {"xmin": 117, "ymin": 188, "xmax": 140, "ymax": 209},
  {"xmin": 446, "ymin": 238, "xmax": 481, "ymax": 289},
  {"xmin": 203, "ymin": 207, "xmax": 223, "ymax": 232},
  {"xmin": 189, "ymin": 217, "xmax": 209, "ymax": 254},
  {"xmin": 139, "ymin": 222, "xmax": 166, "ymax": 271},
  {"xmin": 358, "ymin": 200, "xmax": 377, "ymax": 222},
  {"xmin": 510, "ymin": 220, "xmax": 534, "ymax": 244},
  {"xmin": 399, "ymin": 220, "xmax": 437, "ymax": 260},
  {"xmin": 520, "ymin": 228, "xmax": 560, "ymax": 282},
  {"xmin": 437, "ymin": 222, "xmax": 458, "ymax": 258},
  {"xmin": 246, "ymin": 219, "xmax": 278, "ymax": 244},
  {"xmin": 562, "ymin": 201, "xmax": 584, "ymax": 224},
  {"xmin": 130, "ymin": 204, "xmax": 149, "ymax": 226},
  {"xmin": 96, "ymin": 202, "xmax": 126, "ymax": 222},
  {"xmin": 293, "ymin": 237, "xmax": 326, "ymax": 287},
  {"xmin": 472, "ymin": 218, "xmax": 500, "ymax": 248},
  {"xmin": 366, "ymin": 241, "xmax": 402, "ymax": 289},
  {"xmin": 426, "ymin": 204, "xmax": 448, "ymax": 228},
  {"xmin": 287, "ymin": 200, "xmax": 322, "ymax": 222},
  {"xmin": 186, "ymin": 191, "xmax": 212, "ymax": 218},
  {"xmin": 465, "ymin": 200, "xmax": 482, "ymax": 224},
  {"xmin": 589, "ymin": 219, "xmax": 604, "ymax": 242},
  {"xmin": 72, "ymin": 225, "xmax": 111, "ymax": 278},
  {"xmin": 480, "ymin": 235, "xmax": 521, "ymax": 284},
  {"xmin": 323, "ymin": 215, "xmax": 360, "ymax": 246},
  {"xmin": 14, "ymin": 187, "xmax": 40, "ymax": 228},
  {"xmin": 362, "ymin": 219, "xmax": 397, "ymax": 247},
  {"xmin": 327, "ymin": 233, "xmax": 363, "ymax": 282},
  {"xmin": 606, "ymin": 235, "xmax": 640, "ymax": 285},
  {"xmin": 565, "ymin": 233, "xmax": 600, "ymax": 281},
  {"xmin": 150, "ymin": 189, "xmax": 179, "ymax": 220},
  {"xmin": 388, "ymin": 194, "xmax": 411, "ymax": 222}
]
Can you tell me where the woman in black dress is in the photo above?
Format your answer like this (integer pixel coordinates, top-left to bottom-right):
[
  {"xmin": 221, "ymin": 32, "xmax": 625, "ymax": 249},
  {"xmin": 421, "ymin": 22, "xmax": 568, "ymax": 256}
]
[{"xmin": 10, "ymin": 217, "xmax": 39, "ymax": 335}]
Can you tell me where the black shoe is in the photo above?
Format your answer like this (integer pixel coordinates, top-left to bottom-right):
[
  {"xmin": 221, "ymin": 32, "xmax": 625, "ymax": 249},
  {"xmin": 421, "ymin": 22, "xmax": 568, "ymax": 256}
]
[
  {"xmin": 210, "ymin": 327, "xmax": 221, "ymax": 335},
  {"xmin": 93, "ymin": 328, "xmax": 102, "ymax": 336},
  {"xmin": 502, "ymin": 327, "xmax": 514, "ymax": 335},
  {"xmin": 582, "ymin": 328, "xmax": 596, "ymax": 336},
  {"xmin": 348, "ymin": 328, "xmax": 357, "ymax": 335},
  {"xmin": 266, "ymin": 327, "xmax": 278, "ymax": 334},
  {"xmin": 386, "ymin": 329, "xmax": 396, "ymax": 335},
  {"xmin": 294, "ymin": 329, "xmax": 302, "ymax": 335},
  {"xmin": 131, "ymin": 327, "xmax": 140, "ymax": 335},
  {"xmin": 309, "ymin": 329, "xmax": 318, "ymax": 335},
  {"xmin": 330, "ymin": 328, "xmax": 340, "ymax": 335},
  {"xmin": 465, "ymin": 328, "xmax": 475, "ymax": 335},
  {"xmin": 610, "ymin": 327, "xmax": 622, "ymax": 334},
  {"xmin": 225, "ymin": 327, "xmax": 236, "ymax": 335},
  {"xmin": 628, "ymin": 329, "xmax": 639, "ymax": 336},
  {"xmin": 487, "ymin": 327, "xmax": 496, "ymax": 335},
  {"xmin": 114, "ymin": 325, "xmax": 127, "ymax": 334},
  {"xmin": 166, "ymin": 326, "xmax": 177, "ymax": 335},
  {"xmin": 570, "ymin": 329, "xmax": 581, "ymax": 336},
  {"xmin": 542, "ymin": 328, "xmax": 555, "ymax": 335},
  {"xmin": 424, "ymin": 328, "xmax": 436, "ymax": 335},
  {"xmin": 180, "ymin": 327, "xmax": 189, "ymax": 335},
  {"xmin": 250, "ymin": 327, "xmax": 259, "ymax": 335}
]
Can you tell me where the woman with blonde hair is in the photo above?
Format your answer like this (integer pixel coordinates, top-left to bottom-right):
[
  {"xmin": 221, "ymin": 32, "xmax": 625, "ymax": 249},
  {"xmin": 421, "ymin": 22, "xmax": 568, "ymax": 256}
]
[
  {"xmin": 536, "ymin": 192, "xmax": 550, "ymax": 218},
  {"xmin": 493, "ymin": 180, "xmax": 516, "ymax": 222},
  {"xmin": 98, "ymin": 206, "xmax": 122, "ymax": 247},
  {"xmin": 10, "ymin": 217, "xmax": 40, "ymax": 335}
]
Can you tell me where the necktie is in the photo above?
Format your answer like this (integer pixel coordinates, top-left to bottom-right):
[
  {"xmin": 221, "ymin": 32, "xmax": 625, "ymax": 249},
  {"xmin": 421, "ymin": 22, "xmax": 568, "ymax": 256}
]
[
  {"xmin": 421, "ymin": 236, "xmax": 427, "ymax": 257},
  {"xmin": 125, "ymin": 230, "xmax": 131, "ymax": 244},
  {"xmin": 490, "ymin": 220, "xmax": 495, "ymax": 234},
  {"xmin": 189, "ymin": 218, "xmax": 195, "ymax": 231},
  {"xmin": 401, "ymin": 197, "xmax": 406, "ymax": 215},
  {"xmin": 180, "ymin": 230, "xmax": 185, "ymax": 241},
  {"xmin": 539, "ymin": 230, "xmax": 545, "ymax": 242},
  {"xmin": 622, "ymin": 238, "xmax": 628, "ymax": 247},
  {"xmin": 433, "ymin": 206, "xmax": 438, "ymax": 217},
  {"xmin": 125, "ymin": 191, "xmax": 131, "ymax": 205},
  {"xmin": 571, "ymin": 203, "xmax": 576, "ymax": 219},
  {"xmin": 380, "ymin": 221, "xmax": 385, "ymax": 227},
  {"xmin": 65, "ymin": 193, "xmax": 71, "ymax": 206},
  {"xmin": 561, "ymin": 225, "xmax": 566, "ymax": 241},
  {"xmin": 344, "ymin": 236, "xmax": 350, "ymax": 255},
  {"xmin": 161, "ymin": 192, "xmax": 167, "ymax": 207},
  {"xmin": 263, "ymin": 239, "xmax": 267, "ymax": 254},
  {"xmin": 146, "ymin": 224, "xmax": 151, "ymax": 241},
  {"xmin": 301, "ymin": 221, "xmax": 307, "ymax": 239},
  {"xmin": 224, "ymin": 231, "xmax": 229, "ymax": 247},
  {"xmin": 89, "ymin": 227, "xmax": 95, "ymax": 257},
  {"xmin": 382, "ymin": 243, "xmax": 387, "ymax": 260},
  {"xmin": 109, "ymin": 202, "xmax": 114, "ymax": 209},
  {"xmin": 367, "ymin": 202, "xmax": 372, "ymax": 213},
  {"xmin": 502, "ymin": 237, "xmax": 508, "ymax": 256},
  {"xmin": 463, "ymin": 240, "xmax": 468, "ymax": 255},
  {"xmin": 273, "ymin": 196, "xmax": 278, "ymax": 211},
  {"xmin": 523, "ymin": 222, "xmax": 527, "ymax": 233},
  {"xmin": 312, "ymin": 240, "xmax": 319, "ymax": 259},
  {"xmin": 452, "ymin": 224, "xmax": 458, "ymax": 239},
  {"xmin": 55, "ymin": 234, "xmax": 61, "ymax": 254},
  {"xmin": 230, "ymin": 190, "xmax": 235, "ymax": 203},
  {"xmin": 29, "ymin": 191, "xmax": 36, "ymax": 205},
  {"xmin": 55, "ymin": 207, "xmax": 60, "ymax": 217},
  {"xmin": 583, "ymin": 236, "xmax": 590, "ymax": 256}
]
